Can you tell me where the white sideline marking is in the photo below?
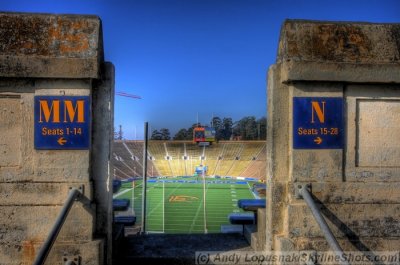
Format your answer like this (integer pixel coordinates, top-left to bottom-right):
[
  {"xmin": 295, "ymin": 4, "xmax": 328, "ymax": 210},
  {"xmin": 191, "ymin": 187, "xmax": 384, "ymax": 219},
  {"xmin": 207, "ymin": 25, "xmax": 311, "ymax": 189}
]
[
  {"xmin": 113, "ymin": 188, "xmax": 132, "ymax": 198},
  {"xmin": 147, "ymin": 231, "xmax": 165, "ymax": 234}
]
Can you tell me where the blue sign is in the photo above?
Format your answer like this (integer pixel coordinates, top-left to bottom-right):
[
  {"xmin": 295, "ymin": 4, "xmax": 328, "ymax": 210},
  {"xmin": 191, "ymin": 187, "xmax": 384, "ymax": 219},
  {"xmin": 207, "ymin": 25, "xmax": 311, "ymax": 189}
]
[
  {"xmin": 34, "ymin": 96, "xmax": 90, "ymax": 149},
  {"xmin": 293, "ymin": 97, "xmax": 344, "ymax": 149}
]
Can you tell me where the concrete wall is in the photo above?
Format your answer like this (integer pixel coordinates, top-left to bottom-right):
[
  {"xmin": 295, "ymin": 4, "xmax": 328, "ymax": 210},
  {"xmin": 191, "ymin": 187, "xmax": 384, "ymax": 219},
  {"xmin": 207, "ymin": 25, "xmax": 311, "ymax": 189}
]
[
  {"xmin": 0, "ymin": 12, "xmax": 113, "ymax": 264},
  {"xmin": 265, "ymin": 20, "xmax": 400, "ymax": 253}
]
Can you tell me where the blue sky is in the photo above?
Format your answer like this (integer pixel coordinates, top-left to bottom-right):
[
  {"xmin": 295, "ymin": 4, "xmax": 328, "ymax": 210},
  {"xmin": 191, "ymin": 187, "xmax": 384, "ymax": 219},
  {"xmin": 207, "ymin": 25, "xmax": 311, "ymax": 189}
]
[{"xmin": 1, "ymin": 0, "xmax": 399, "ymax": 139}]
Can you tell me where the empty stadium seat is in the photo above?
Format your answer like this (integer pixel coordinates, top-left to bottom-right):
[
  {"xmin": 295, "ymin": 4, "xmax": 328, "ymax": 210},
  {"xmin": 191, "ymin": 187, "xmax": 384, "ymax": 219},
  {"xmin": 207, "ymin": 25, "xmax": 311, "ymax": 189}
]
[
  {"xmin": 228, "ymin": 212, "xmax": 256, "ymax": 225},
  {"xmin": 113, "ymin": 180, "xmax": 122, "ymax": 193},
  {"xmin": 113, "ymin": 199, "xmax": 130, "ymax": 211},
  {"xmin": 220, "ymin": 224, "xmax": 244, "ymax": 233},
  {"xmin": 114, "ymin": 215, "xmax": 136, "ymax": 226},
  {"xmin": 237, "ymin": 199, "xmax": 266, "ymax": 211}
]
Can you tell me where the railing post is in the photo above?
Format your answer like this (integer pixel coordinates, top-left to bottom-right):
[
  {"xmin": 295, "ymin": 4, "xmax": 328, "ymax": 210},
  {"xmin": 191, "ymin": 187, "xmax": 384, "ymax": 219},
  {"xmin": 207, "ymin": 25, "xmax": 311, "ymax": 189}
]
[
  {"xmin": 298, "ymin": 184, "xmax": 350, "ymax": 265},
  {"xmin": 33, "ymin": 187, "xmax": 82, "ymax": 265},
  {"xmin": 141, "ymin": 122, "xmax": 148, "ymax": 234}
]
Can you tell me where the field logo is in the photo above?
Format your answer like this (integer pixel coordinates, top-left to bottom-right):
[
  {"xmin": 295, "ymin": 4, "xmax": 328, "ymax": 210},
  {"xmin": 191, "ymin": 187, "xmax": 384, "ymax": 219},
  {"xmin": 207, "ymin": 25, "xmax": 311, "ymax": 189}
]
[{"xmin": 169, "ymin": 195, "xmax": 199, "ymax": 203}]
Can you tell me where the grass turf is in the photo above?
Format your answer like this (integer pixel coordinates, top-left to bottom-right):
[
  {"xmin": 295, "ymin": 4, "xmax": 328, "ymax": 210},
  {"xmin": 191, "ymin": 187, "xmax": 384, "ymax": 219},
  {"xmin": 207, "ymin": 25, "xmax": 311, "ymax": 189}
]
[{"xmin": 114, "ymin": 178, "xmax": 257, "ymax": 233}]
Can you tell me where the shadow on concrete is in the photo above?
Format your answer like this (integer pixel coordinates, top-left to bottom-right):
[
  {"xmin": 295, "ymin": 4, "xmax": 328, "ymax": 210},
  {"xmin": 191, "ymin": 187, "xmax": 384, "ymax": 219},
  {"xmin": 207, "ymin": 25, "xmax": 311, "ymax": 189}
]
[
  {"xmin": 312, "ymin": 194, "xmax": 385, "ymax": 265},
  {"xmin": 113, "ymin": 233, "xmax": 253, "ymax": 265}
]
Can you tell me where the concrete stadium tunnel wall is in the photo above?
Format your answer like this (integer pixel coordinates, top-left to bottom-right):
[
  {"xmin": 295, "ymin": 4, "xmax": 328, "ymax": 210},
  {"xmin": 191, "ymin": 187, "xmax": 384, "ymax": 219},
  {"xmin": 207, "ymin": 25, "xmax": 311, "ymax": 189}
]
[
  {"xmin": 262, "ymin": 20, "xmax": 400, "ymax": 253},
  {"xmin": 0, "ymin": 13, "xmax": 114, "ymax": 264}
]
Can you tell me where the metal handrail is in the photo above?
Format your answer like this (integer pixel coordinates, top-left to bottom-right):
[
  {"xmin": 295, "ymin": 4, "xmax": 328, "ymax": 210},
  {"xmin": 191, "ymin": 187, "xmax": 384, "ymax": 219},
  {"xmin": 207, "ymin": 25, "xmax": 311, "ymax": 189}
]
[
  {"xmin": 33, "ymin": 187, "xmax": 82, "ymax": 265},
  {"xmin": 298, "ymin": 184, "xmax": 350, "ymax": 265}
]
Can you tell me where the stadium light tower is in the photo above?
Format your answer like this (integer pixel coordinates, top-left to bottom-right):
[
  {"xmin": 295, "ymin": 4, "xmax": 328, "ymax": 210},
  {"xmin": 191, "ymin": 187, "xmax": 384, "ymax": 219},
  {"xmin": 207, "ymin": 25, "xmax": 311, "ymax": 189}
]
[{"xmin": 115, "ymin": 90, "xmax": 147, "ymax": 233}]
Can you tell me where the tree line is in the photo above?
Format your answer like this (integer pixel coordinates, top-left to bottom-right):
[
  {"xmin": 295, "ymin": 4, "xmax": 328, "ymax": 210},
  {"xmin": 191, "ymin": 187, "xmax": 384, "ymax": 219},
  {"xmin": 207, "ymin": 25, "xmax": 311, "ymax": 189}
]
[
  {"xmin": 114, "ymin": 116, "xmax": 267, "ymax": 141},
  {"xmin": 151, "ymin": 116, "xmax": 266, "ymax": 141}
]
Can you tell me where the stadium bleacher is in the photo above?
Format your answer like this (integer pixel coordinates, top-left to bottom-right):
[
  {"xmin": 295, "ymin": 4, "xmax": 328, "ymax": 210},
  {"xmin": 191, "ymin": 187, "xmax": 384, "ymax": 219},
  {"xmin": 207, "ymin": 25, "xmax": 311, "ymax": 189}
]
[
  {"xmin": 112, "ymin": 140, "xmax": 266, "ymax": 180},
  {"xmin": 113, "ymin": 141, "xmax": 160, "ymax": 179}
]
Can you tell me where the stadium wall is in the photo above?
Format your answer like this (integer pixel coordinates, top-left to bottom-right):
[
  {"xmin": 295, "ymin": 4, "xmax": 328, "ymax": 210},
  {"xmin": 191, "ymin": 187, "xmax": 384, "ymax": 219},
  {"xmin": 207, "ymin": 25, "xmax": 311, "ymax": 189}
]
[
  {"xmin": 265, "ymin": 20, "xmax": 400, "ymax": 253},
  {"xmin": 0, "ymin": 12, "xmax": 113, "ymax": 264}
]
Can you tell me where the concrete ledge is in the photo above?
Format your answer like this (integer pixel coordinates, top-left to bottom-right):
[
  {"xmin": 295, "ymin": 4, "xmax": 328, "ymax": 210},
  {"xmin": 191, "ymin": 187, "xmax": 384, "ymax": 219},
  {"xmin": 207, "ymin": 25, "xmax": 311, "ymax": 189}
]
[
  {"xmin": 291, "ymin": 182, "xmax": 400, "ymax": 204},
  {"xmin": 0, "ymin": 55, "xmax": 99, "ymax": 79},
  {"xmin": 0, "ymin": 239, "xmax": 104, "ymax": 265},
  {"xmin": 277, "ymin": 20, "xmax": 400, "ymax": 83},
  {"xmin": 280, "ymin": 61, "xmax": 400, "ymax": 83},
  {"xmin": 288, "ymin": 204, "xmax": 400, "ymax": 238},
  {"xmin": 0, "ymin": 12, "xmax": 102, "ymax": 78},
  {"xmin": 278, "ymin": 20, "xmax": 400, "ymax": 64}
]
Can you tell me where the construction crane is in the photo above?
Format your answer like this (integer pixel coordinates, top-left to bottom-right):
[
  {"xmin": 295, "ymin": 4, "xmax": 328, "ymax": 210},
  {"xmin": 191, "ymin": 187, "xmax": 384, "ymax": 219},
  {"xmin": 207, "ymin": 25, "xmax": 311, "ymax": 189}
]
[
  {"xmin": 115, "ymin": 91, "xmax": 141, "ymax": 139},
  {"xmin": 116, "ymin": 91, "xmax": 142, "ymax": 99}
]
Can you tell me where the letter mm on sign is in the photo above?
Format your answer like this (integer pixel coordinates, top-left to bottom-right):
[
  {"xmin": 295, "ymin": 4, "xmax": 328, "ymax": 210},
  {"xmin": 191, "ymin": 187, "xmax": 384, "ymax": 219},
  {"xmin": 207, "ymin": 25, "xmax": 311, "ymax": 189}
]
[
  {"xmin": 34, "ymin": 96, "xmax": 90, "ymax": 150},
  {"xmin": 293, "ymin": 97, "xmax": 344, "ymax": 149}
]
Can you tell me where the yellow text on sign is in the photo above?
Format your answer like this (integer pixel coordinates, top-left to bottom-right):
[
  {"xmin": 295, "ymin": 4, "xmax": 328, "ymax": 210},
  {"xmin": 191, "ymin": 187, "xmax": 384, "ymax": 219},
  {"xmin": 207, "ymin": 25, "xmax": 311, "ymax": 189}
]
[
  {"xmin": 38, "ymin": 100, "xmax": 85, "ymax": 123},
  {"xmin": 297, "ymin": 127, "xmax": 339, "ymax": 136},
  {"xmin": 311, "ymin": 101, "xmax": 325, "ymax": 123}
]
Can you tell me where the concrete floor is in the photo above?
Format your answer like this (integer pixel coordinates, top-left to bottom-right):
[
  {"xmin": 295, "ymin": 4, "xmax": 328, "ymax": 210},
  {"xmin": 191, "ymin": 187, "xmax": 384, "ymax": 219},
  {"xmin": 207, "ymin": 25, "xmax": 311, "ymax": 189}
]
[{"xmin": 113, "ymin": 233, "xmax": 254, "ymax": 264}]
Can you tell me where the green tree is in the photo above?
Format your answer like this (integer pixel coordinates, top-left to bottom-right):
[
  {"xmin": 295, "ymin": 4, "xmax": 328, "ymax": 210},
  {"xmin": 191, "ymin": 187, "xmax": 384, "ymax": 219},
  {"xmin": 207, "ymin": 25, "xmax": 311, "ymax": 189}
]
[
  {"xmin": 245, "ymin": 117, "xmax": 257, "ymax": 140},
  {"xmin": 173, "ymin": 128, "xmax": 189, "ymax": 140},
  {"xmin": 211, "ymin": 116, "xmax": 222, "ymax": 140},
  {"xmin": 257, "ymin": 117, "xmax": 267, "ymax": 140},
  {"xmin": 150, "ymin": 129, "xmax": 162, "ymax": 140},
  {"xmin": 233, "ymin": 116, "xmax": 257, "ymax": 140},
  {"xmin": 160, "ymin": 128, "xmax": 171, "ymax": 140},
  {"xmin": 172, "ymin": 116, "xmax": 267, "ymax": 141},
  {"xmin": 221, "ymin": 117, "xmax": 233, "ymax": 140}
]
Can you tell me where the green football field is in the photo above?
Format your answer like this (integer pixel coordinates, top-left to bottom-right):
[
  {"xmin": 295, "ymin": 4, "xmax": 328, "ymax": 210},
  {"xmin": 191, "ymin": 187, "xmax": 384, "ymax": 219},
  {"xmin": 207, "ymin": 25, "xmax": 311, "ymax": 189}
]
[{"xmin": 114, "ymin": 177, "xmax": 257, "ymax": 233}]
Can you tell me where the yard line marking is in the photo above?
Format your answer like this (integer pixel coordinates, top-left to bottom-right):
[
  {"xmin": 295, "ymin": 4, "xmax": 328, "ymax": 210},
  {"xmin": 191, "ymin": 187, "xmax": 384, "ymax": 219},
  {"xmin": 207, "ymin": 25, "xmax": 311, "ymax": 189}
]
[
  {"xmin": 146, "ymin": 182, "xmax": 183, "ymax": 217},
  {"xmin": 146, "ymin": 230, "xmax": 166, "ymax": 233},
  {"xmin": 189, "ymin": 183, "xmax": 209, "ymax": 233},
  {"xmin": 113, "ymin": 181, "xmax": 144, "ymax": 198}
]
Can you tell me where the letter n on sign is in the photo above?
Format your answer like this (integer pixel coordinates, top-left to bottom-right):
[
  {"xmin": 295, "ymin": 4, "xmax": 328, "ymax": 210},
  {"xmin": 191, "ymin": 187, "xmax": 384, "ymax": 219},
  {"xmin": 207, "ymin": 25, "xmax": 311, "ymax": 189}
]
[{"xmin": 293, "ymin": 97, "xmax": 344, "ymax": 149}]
